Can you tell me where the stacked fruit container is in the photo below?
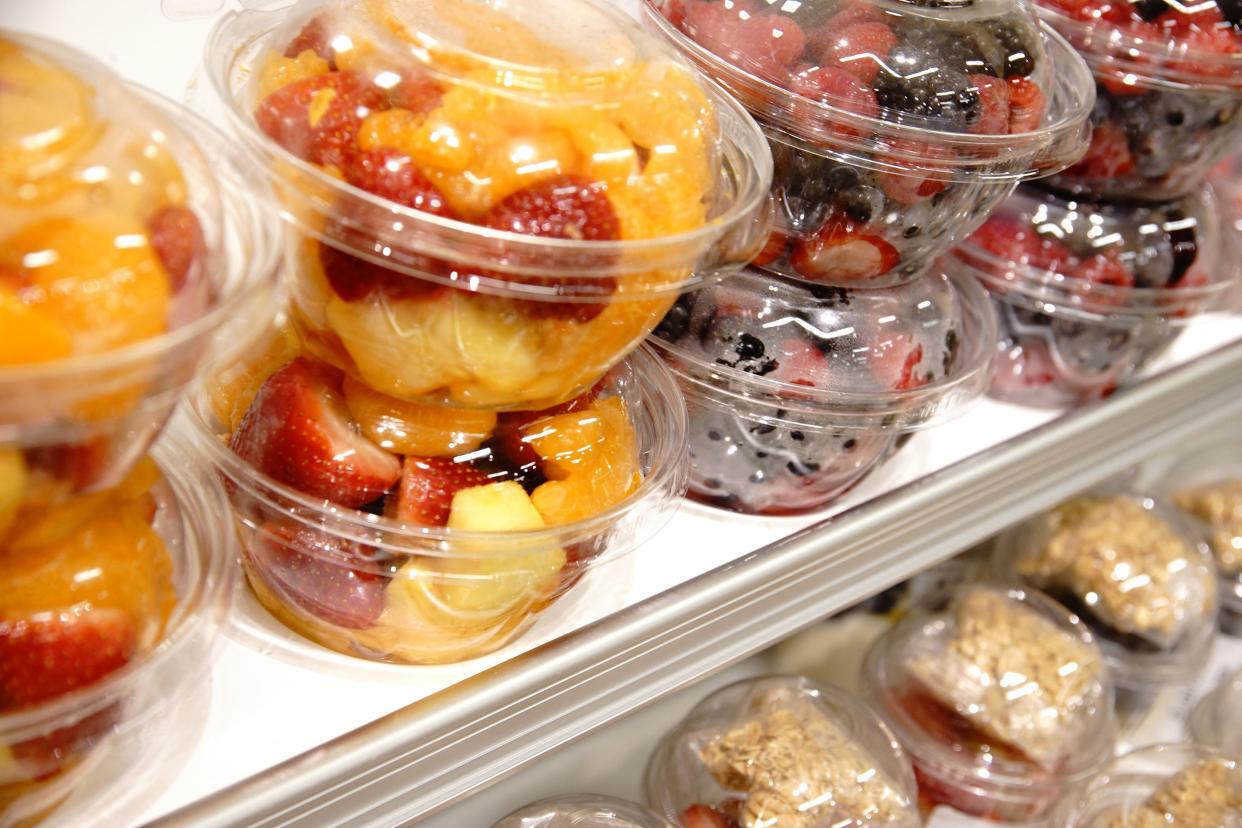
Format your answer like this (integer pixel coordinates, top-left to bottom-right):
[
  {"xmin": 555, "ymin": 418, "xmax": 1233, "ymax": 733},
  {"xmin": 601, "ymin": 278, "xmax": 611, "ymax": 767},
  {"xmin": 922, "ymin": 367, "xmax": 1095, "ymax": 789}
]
[
  {"xmin": 952, "ymin": 0, "xmax": 1242, "ymax": 406},
  {"xmin": 0, "ymin": 31, "xmax": 278, "ymax": 827},
  {"xmin": 635, "ymin": 0, "xmax": 1096, "ymax": 514}
]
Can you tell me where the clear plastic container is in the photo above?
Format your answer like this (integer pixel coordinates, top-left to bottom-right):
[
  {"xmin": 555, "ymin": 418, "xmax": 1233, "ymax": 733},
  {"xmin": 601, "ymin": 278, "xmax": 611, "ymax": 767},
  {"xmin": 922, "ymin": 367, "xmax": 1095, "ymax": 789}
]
[
  {"xmin": 1058, "ymin": 743, "xmax": 1242, "ymax": 828},
  {"xmin": 645, "ymin": 675, "xmax": 920, "ymax": 828},
  {"xmin": 205, "ymin": 0, "xmax": 772, "ymax": 412},
  {"xmin": 642, "ymin": 0, "xmax": 1095, "ymax": 288},
  {"xmin": 1149, "ymin": 441, "xmax": 1242, "ymax": 637},
  {"xmin": 650, "ymin": 267, "xmax": 995, "ymax": 515},
  {"xmin": 0, "ymin": 31, "xmax": 279, "ymax": 503},
  {"xmin": 993, "ymin": 494, "xmax": 1218, "ymax": 727},
  {"xmin": 1188, "ymin": 668, "xmax": 1242, "ymax": 757},
  {"xmin": 0, "ymin": 435, "xmax": 235, "ymax": 828},
  {"xmin": 1035, "ymin": 0, "xmax": 1242, "ymax": 202},
  {"xmin": 863, "ymin": 584, "xmax": 1116, "ymax": 824},
  {"xmin": 951, "ymin": 183, "xmax": 1234, "ymax": 408},
  {"xmin": 494, "ymin": 796, "xmax": 674, "ymax": 828},
  {"xmin": 187, "ymin": 320, "xmax": 688, "ymax": 664}
]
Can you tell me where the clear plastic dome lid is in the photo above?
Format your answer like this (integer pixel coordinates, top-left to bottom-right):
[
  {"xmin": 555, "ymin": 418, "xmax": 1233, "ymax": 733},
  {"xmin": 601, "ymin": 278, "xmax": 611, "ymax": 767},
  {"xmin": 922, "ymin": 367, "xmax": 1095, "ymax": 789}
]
[
  {"xmin": 0, "ymin": 31, "xmax": 224, "ymax": 364},
  {"xmin": 865, "ymin": 585, "xmax": 1115, "ymax": 779},
  {"xmin": 954, "ymin": 183, "xmax": 1235, "ymax": 319},
  {"xmin": 643, "ymin": 0, "xmax": 1095, "ymax": 177},
  {"xmin": 650, "ymin": 267, "xmax": 996, "ymax": 430},
  {"xmin": 492, "ymin": 795, "xmax": 674, "ymax": 828},
  {"xmin": 645, "ymin": 676, "xmax": 920, "ymax": 828}
]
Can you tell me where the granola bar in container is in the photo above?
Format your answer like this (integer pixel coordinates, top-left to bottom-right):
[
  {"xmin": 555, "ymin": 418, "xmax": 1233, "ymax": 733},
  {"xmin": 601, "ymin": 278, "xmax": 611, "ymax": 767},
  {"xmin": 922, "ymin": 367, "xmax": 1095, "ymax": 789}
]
[
  {"xmin": 493, "ymin": 796, "xmax": 674, "ymax": 828},
  {"xmin": 994, "ymin": 494, "xmax": 1218, "ymax": 726},
  {"xmin": 864, "ymin": 585, "xmax": 1116, "ymax": 824},
  {"xmin": 645, "ymin": 676, "xmax": 920, "ymax": 828}
]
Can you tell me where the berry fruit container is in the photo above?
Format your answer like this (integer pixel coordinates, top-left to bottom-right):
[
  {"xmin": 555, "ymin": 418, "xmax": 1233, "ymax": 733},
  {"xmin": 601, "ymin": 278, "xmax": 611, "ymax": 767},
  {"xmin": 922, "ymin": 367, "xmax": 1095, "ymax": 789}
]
[
  {"xmin": 205, "ymin": 0, "xmax": 772, "ymax": 413},
  {"xmin": 642, "ymin": 0, "xmax": 1095, "ymax": 288},
  {"xmin": 645, "ymin": 675, "xmax": 920, "ymax": 828},
  {"xmin": 0, "ymin": 435, "xmax": 234, "ymax": 828},
  {"xmin": 650, "ymin": 267, "xmax": 995, "ymax": 516},
  {"xmin": 0, "ymin": 31, "xmax": 278, "ymax": 506},
  {"xmin": 188, "ymin": 321, "xmax": 688, "ymax": 665},
  {"xmin": 952, "ymin": 183, "xmax": 1235, "ymax": 408},
  {"xmin": 1057, "ymin": 743, "xmax": 1242, "ymax": 827},
  {"xmin": 993, "ymin": 494, "xmax": 1218, "ymax": 728},
  {"xmin": 493, "ymin": 796, "xmax": 673, "ymax": 828},
  {"xmin": 863, "ymin": 585, "xmax": 1116, "ymax": 825},
  {"xmin": 1036, "ymin": 0, "xmax": 1242, "ymax": 202}
]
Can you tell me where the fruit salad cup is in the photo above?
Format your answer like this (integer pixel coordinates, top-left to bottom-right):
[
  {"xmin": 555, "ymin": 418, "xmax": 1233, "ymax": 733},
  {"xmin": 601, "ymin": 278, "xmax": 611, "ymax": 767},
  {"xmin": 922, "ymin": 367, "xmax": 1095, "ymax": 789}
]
[
  {"xmin": 645, "ymin": 676, "xmax": 920, "ymax": 828},
  {"xmin": 863, "ymin": 585, "xmax": 1117, "ymax": 825},
  {"xmin": 1, "ymin": 32, "xmax": 279, "ymax": 504},
  {"xmin": 642, "ymin": 0, "xmax": 1095, "ymax": 288},
  {"xmin": 1188, "ymin": 668, "xmax": 1242, "ymax": 757},
  {"xmin": 206, "ymin": 0, "xmax": 771, "ymax": 413},
  {"xmin": 952, "ymin": 183, "xmax": 1235, "ymax": 408},
  {"xmin": 494, "ymin": 796, "xmax": 674, "ymax": 828},
  {"xmin": 993, "ymin": 494, "xmax": 1218, "ymax": 728},
  {"xmin": 1036, "ymin": 0, "xmax": 1242, "ymax": 202},
  {"xmin": 189, "ymin": 318, "xmax": 687, "ymax": 665},
  {"xmin": 1057, "ymin": 744, "xmax": 1242, "ymax": 828},
  {"xmin": 0, "ymin": 436, "xmax": 234, "ymax": 828},
  {"xmin": 651, "ymin": 267, "xmax": 995, "ymax": 516}
]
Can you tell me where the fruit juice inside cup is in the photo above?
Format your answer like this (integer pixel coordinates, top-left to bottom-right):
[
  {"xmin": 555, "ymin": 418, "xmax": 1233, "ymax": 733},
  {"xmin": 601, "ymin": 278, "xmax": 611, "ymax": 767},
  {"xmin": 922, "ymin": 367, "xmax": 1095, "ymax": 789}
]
[
  {"xmin": 651, "ymin": 268, "xmax": 995, "ymax": 516},
  {"xmin": 206, "ymin": 0, "xmax": 772, "ymax": 412},
  {"xmin": 642, "ymin": 0, "xmax": 1095, "ymax": 287},
  {"xmin": 0, "ymin": 32, "xmax": 278, "ymax": 505},
  {"xmin": 1036, "ymin": 0, "xmax": 1242, "ymax": 202},
  {"xmin": 191, "ymin": 318, "xmax": 687, "ymax": 664},
  {"xmin": 953, "ymin": 183, "xmax": 1235, "ymax": 408}
]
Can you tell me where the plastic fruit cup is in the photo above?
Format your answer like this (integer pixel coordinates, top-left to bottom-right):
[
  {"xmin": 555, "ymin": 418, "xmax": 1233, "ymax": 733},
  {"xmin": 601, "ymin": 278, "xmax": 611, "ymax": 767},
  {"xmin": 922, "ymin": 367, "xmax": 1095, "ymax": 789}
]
[
  {"xmin": 645, "ymin": 675, "xmax": 920, "ymax": 828},
  {"xmin": 0, "ymin": 31, "xmax": 279, "ymax": 502},
  {"xmin": 1188, "ymin": 668, "xmax": 1242, "ymax": 757},
  {"xmin": 992, "ymin": 494, "xmax": 1218, "ymax": 729},
  {"xmin": 493, "ymin": 796, "xmax": 674, "ymax": 828},
  {"xmin": 1036, "ymin": 0, "xmax": 1242, "ymax": 202},
  {"xmin": 650, "ymin": 267, "xmax": 995, "ymax": 516},
  {"xmin": 952, "ymin": 183, "xmax": 1235, "ymax": 409},
  {"xmin": 0, "ymin": 436, "xmax": 235, "ymax": 828},
  {"xmin": 642, "ymin": 0, "xmax": 1095, "ymax": 288},
  {"xmin": 863, "ymin": 584, "xmax": 1117, "ymax": 825},
  {"xmin": 205, "ymin": 0, "xmax": 772, "ymax": 412},
  {"xmin": 187, "ymin": 343, "xmax": 687, "ymax": 665},
  {"xmin": 1056, "ymin": 744, "xmax": 1242, "ymax": 827}
]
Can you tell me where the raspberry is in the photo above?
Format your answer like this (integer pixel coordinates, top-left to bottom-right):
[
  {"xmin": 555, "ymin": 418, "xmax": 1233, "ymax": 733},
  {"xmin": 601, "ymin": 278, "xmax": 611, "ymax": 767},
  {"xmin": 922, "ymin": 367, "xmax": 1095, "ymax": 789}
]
[
  {"xmin": 969, "ymin": 74, "xmax": 1011, "ymax": 135},
  {"xmin": 283, "ymin": 14, "xmax": 336, "ymax": 67},
  {"xmin": 147, "ymin": 204, "xmax": 204, "ymax": 292},
  {"xmin": 969, "ymin": 214, "xmax": 1074, "ymax": 273},
  {"xmin": 341, "ymin": 147, "xmax": 455, "ymax": 216},
  {"xmin": 1006, "ymin": 77, "xmax": 1046, "ymax": 133},
  {"xmin": 1068, "ymin": 122, "xmax": 1136, "ymax": 180},
  {"xmin": 1072, "ymin": 254, "xmax": 1135, "ymax": 287},
  {"xmin": 821, "ymin": 22, "xmax": 897, "ymax": 85},
  {"xmin": 254, "ymin": 71, "xmax": 388, "ymax": 168},
  {"xmin": 790, "ymin": 65, "xmax": 879, "ymax": 138},
  {"xmin": 682, "ymin": 1, "xmax": 806, "ymax": 81},
  {"xmin": 1042, "ymin": 0, "xmax": 1131, "ymax": 23}
]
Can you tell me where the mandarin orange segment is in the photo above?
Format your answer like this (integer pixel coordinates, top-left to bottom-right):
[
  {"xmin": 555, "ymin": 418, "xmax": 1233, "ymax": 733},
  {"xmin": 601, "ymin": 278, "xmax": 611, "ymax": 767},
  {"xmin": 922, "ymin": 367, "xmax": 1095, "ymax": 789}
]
[
  {"xmin": 342, "ymin": 375, "xmax": 496, "ymax": 456},
  {"xmin": 0, "ymin": 287, "xmax": 73, "ymax": 366},
  {"xmin": 529, "ymin": 396, "xmax": 639, "ymax": 525}
]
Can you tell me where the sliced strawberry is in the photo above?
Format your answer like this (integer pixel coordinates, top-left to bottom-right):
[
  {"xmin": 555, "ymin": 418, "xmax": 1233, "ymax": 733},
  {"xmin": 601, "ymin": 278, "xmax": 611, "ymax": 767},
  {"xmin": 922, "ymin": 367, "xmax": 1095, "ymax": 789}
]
[
  {"xmin": 0, "ymin": 608, "xmax": 135, "ymax": 710},
  {"xmin": 1006, "ymin": 77, "xmax": 1046, "ymax": 133},
  {"xmin": 679, "ymin": 804, "xmax": 736, "ymax": 828},
  {"xmin": 1068, "ymin": 122, "xmax": 1135, "ymax": 181},
  {"xmin": 249, "ymin": 519, "xmax": 386, "ymax": 629},
  {"xmin": 254, "ymin": 71, "xmax": 389, "ymax": 168},
  {"xmin": 768, "ymin": 337, "xmax": 828, "ymax": 388},
  {"xmin": 750, "ymin": 229, "xmax": 788, "ymax": 268},
  {"xmin": 384, "ymin": 456, "xmax": 492, "ymax": 527},
  {"xmin": 341, "ymin": 147, "xmax": 455, "ymax": 216},
  {"xmin": 821, "ymin": 22, "xmax": 897, "ymax": 85},
  {"xmin": 283, "ymin": 13, "xmax": 337, "ymax": 67},
  {"xmin": 230, "ymin": 357, "xmax": 401, "ymax": 508},
  {"xmin": 992, "ymin": 339, "xmax": 1058, "ymax": 395},
  {"xmin": 969, "ymin": 74, "xmax": 1011, "ymax": 136},
  {"xmin": 483, "ymin": 175, "xmax": 621, "ymax": 323},
  {"xmin": 872, "ymin": 340, "xmax": 927, "ymax": 390},
  {"xmin": 789, "ymin": 214, "xmax": 899, "ymax": 283},
  {"xmin": 147, "ymin": 204, "xmax": 204, "ymax": 292}
]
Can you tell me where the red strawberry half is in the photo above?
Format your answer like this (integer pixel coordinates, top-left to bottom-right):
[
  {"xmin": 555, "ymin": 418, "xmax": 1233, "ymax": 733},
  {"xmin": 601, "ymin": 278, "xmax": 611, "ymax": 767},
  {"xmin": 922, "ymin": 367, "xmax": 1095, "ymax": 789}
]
[
  {"xmin": 0, "ymin": 608, "xmax": 135, "ymax": 710},
  {"xmin": 790, "ymin": 214, "xmax": 899, "ymax": 283},
  {"xmin": 680, "ymin": 804, "xmax": 737, "ymax": 828},
  {"xmin": 148, "ymin": 204, "xmax": 204, "ymax": 293},
  {"xmin": 385, "ymin": 456, "xmax": 492, "ymax": 527},
  {"xmin": 250, "ymin": 519, "xmax": 387, "ymax": 629},
  {"xmin": 254, "ymin": 71, "xmax": 389, "ymax": 168},
  {"xmin": 230, "ymin": 357, "xmax": 401, "ymax": 508}
]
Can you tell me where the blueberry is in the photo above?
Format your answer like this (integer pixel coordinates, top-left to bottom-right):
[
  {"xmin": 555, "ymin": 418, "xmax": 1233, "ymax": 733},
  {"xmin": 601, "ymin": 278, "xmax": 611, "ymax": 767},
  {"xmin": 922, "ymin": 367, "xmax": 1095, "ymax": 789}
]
[
  {"xmin": 978, "ymin": 19, "xmax": 1038, "ymax": 77},
  {"xmin": 653, "ymin": 293, "xmax": 695, "ymax": 342},
  {"xmin": 838, "ymin": 184, "xmax": 885, "ymax": 223}
]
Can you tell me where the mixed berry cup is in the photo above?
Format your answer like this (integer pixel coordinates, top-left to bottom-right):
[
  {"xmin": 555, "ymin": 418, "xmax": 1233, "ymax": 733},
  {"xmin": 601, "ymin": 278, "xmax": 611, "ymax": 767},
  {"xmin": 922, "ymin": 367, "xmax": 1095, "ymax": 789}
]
[
  {"xmin": 189, "ymin": 318, "xmax": 687, "ymax": 665},
  {"xmin": 0, "ymin": 31, "xmax": 279, "ymax": 504},
  {"xmin": 1188, "ymin": 667, "xmax": 1242, "ymax": 757},
  {"xmin": 1057, "ymin": 744, "xmax": 1242, "ymax": 827},
  {"xmin": 642, "ymin": 0, "xmax": 1095, "ymax": 288},
  {"xmin": 494, "ymin": 796, "xmax": 673, "ymax": 828},
  {"xmin": 0, "ymin": 436, "xmax": 234, "ymax": 828},
  {"xmin": 952, "ymin": 183, "xmax": 1234, "ymax": 408},
  {"xmin": 993, "ymin": 494, "xmax": 1218, "ymax": 728},
  {"xmin": 864, "ymin": 585, "xmax": 1117, "ymax": 824},
  {"xmin": 645, "ymin": 675, "xmax": 920, "ymax": 828},
  {"xmin": 651, "ymin": 267, "xmax": 995, "ymax": 516},
  {"xmin": 1036, "ymin": 0, "xmax": 1242, "ymax": 202},
  {"xmin": 206, "ymin": 0, "xmax": 772, "ymax": 412}
]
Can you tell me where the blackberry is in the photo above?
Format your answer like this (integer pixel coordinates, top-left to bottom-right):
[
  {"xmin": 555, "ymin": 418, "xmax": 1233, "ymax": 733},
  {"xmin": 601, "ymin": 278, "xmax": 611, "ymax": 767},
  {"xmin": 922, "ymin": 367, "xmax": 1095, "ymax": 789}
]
[
  {"xmin": 1131, "ymin": 0, "xmax": 1170, "ymax": 22},
  {"xmin": 653, "ymin": 293, "xmax": 695, "ymax": 342},
  {"xmin": 702, "ymin": 315, "xmax": 780, "ymax": 376},
  {"xmin": 838, "ymin": 184, "xmax": 885, "ymax": 223},
  {"xmin": 978, "ymin": 19, "xmax": 1038, "ymax": 77},
  {"xmin": 774, "ymin": 144, "xmax": 850, "ymax": 232},
  {"xmin": 875, "ymin": 43, "xmax": 979, "ymax": 130},
  {"xmin": 905, "ymin": 26, "xmax": 996, "ymax": 77}
]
